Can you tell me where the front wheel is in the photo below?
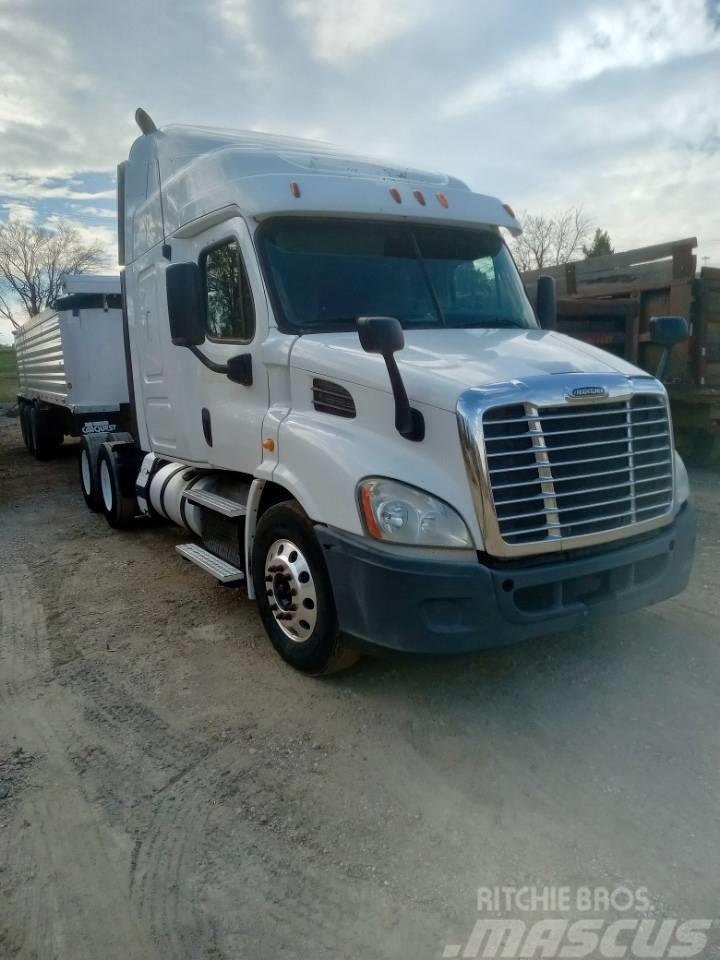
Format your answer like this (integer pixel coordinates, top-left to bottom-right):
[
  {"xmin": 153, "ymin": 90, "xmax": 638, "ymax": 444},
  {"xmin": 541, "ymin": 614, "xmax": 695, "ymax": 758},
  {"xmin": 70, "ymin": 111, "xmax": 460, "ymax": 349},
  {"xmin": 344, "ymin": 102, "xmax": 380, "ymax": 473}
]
[{"xmin": 252, "ymin": 502, "xmax": 358, "ymax": 675}]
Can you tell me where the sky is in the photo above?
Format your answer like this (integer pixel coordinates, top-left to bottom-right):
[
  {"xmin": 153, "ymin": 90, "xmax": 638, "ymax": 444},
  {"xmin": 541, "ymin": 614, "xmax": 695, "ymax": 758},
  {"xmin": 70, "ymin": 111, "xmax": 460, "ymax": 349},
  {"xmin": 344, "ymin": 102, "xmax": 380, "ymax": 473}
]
[{"xmin": 1, "ymin": 0, "xmax": 719, "ymax": 343}]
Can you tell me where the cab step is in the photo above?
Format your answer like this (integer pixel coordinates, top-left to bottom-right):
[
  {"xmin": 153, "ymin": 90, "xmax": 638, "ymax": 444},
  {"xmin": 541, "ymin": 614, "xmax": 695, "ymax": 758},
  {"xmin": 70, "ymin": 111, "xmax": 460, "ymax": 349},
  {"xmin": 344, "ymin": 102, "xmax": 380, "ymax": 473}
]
[
  {"xmin": 182, "ymin": 488, "xmax": 247, "ymax": 517},
  {"xmin": 176, "ymin": 543, "xmax": 245, "ymax": 584}
]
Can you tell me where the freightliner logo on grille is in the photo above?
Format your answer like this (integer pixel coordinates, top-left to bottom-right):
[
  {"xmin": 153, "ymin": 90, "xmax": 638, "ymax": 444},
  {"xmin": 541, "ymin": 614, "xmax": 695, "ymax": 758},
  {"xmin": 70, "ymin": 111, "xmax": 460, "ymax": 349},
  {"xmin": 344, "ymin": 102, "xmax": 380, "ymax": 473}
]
[{"xmin": 565, "ymin": 386, "xmax": 610, "ymax": 401}]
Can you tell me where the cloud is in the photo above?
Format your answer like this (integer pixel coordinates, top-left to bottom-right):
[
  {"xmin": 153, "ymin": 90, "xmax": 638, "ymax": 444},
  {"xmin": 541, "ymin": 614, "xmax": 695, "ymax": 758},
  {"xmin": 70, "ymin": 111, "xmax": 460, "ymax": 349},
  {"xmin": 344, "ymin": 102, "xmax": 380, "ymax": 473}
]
[
  {"xmin": 286, "ymin": 0, "xmax": 428, "ymax": 63},
  {"xmin": 444, "ymin": 0, "xmax": 720, "ymax": 116},
  {"xmin": 75, "ymin": 205, "xmax": 117, "ymax": 219},
  {"xmin": 1, "ymin": 203, "xmax": 36, "ymax": 224},
  {"xmin": 0, "ymin": 174, "xmax": 115, "ymax": 202}
]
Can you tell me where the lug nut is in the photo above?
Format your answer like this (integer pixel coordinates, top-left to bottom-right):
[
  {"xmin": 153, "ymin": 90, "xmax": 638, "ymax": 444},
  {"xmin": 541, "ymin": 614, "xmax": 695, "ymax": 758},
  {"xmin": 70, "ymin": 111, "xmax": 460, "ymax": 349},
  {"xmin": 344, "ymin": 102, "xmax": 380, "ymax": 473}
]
[
  {"xmin": 276, "ymin": 612, "xmax": 293, "ymax": 621},
  {"xmin": 265, "ymin": 575, "xmax": 272, "ymax": 582}
]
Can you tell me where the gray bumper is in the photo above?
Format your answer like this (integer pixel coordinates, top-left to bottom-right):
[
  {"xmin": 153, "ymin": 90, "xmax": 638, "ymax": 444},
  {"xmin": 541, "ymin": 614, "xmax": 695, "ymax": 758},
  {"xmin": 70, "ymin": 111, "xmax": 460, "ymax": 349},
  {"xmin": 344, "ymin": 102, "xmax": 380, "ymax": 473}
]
[{"xmin": 316, "ymin": 503, "xmax": 695, "ymax": 655}]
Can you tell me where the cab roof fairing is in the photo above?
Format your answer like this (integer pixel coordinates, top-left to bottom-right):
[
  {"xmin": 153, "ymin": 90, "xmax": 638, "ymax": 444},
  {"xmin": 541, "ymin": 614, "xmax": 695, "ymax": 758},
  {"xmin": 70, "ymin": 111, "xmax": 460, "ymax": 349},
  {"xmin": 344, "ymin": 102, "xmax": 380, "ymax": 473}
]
[{"xmin": 122, "ymin": 125, "xmax": 523, "ymax": 264}]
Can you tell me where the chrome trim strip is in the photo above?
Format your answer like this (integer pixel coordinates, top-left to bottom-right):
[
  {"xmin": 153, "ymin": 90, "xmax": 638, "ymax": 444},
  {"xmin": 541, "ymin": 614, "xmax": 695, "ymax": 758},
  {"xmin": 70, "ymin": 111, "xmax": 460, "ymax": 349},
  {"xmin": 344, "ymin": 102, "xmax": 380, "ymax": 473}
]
[{"xmin": 456, "ymin": 373, "xmax": 675, "ymax": 558}]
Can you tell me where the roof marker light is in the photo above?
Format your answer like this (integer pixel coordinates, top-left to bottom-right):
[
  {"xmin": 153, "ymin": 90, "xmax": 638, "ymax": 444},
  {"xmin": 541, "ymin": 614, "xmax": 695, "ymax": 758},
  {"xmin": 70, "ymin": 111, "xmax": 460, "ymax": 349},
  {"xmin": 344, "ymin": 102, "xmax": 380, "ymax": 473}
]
[
  {"xmin": 413, "ymin": 190, "xmax": 426, "ymax": 206},
  {"xmin": 389, "ymin": 187, "xmax": 402, "ymax": 204},
  {"xmin": 436, "ymin": 193, "xmax": 449, "ymax": 209},
  {"xmin": 290, "ymin": 181, "xmax": 301, "ymax": 198},
  {"xmin": 502, "ymin": 202, "xmax": 516, "ymax": 219}
]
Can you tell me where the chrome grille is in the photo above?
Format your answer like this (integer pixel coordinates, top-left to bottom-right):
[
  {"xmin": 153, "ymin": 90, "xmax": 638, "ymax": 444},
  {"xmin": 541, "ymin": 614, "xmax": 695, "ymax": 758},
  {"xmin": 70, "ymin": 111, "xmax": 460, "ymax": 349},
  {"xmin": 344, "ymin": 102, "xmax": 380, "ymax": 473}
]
[{"xmin": 483, "ymin": 395, "xmax": 673, "ymax": 546}]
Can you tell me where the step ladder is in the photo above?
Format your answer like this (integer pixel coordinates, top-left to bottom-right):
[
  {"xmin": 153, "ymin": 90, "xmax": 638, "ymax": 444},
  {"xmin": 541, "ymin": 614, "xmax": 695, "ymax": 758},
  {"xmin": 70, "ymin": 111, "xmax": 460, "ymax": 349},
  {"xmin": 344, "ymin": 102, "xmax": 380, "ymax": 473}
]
[
  {"xmin": 182, "ymin": 488, "xmax": 247, "ymax": 518},
  {"xmin": 176, "ymin": 543, "xmax": 245, "ymax": 585}
]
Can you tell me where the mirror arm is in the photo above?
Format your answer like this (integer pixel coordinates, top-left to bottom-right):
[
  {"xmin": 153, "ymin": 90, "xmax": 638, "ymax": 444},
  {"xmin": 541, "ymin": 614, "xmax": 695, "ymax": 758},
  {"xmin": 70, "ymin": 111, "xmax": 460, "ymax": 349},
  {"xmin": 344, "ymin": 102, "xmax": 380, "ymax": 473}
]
[
  {"xmin": 383, "ymin": 353, "xmax": 424, "ymax": 441},
  {"xmin": 187, "ymin": 344, "xmax": 228, "ymax": 374},
  {"xmin": 655, "ymin": 347, "xmax": 671, "ymax": 382}
]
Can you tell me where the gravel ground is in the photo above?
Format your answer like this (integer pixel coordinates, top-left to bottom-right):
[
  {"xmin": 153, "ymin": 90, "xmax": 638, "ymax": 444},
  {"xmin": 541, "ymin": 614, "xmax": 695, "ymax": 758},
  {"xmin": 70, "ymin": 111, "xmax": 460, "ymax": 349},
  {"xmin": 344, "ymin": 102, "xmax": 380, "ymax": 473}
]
[{"xmin": 1, "ymin": 407, "xmax": 719, "ymax": 959}]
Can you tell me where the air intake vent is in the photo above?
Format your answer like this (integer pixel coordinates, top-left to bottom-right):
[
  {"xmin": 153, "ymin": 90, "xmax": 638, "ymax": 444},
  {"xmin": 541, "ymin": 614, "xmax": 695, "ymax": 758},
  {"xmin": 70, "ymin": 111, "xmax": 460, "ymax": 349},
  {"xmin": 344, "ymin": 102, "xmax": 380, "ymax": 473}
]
[{"xmin": 312, "ymin": 378, "xmax": 356, "ymax": 418}]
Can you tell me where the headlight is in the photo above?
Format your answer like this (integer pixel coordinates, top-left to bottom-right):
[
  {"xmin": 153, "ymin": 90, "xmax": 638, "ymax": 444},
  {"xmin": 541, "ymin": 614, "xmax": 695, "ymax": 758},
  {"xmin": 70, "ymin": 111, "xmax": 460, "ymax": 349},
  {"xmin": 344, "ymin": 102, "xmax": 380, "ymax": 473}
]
[
  {"xmin": 357, "ymin": 478, "xmax": 473, "ymax": 548},
  {"xmin": 674, "ymin": 451, "xmax": 690, "ymax": 507}
]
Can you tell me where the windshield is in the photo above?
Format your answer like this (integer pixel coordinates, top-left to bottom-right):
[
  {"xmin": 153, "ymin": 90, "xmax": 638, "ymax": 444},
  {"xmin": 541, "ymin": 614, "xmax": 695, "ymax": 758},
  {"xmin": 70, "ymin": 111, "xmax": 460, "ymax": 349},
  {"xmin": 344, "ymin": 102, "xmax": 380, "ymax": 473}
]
[{"xmin": 257, "ymin": 218, "xmax": 537, "ymax": 333}]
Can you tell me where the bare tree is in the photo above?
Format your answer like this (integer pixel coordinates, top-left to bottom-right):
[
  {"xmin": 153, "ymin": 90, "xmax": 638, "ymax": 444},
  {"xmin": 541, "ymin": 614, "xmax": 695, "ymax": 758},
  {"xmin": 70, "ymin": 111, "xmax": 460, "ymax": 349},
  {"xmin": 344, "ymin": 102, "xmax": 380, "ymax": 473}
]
[
  {"xmin": 512, "ymin": 207, "xmax": 592, "ymax": 272},
  {"xmin": 0, "ymin": 221, "xmax": 106, "ymax": 329}
]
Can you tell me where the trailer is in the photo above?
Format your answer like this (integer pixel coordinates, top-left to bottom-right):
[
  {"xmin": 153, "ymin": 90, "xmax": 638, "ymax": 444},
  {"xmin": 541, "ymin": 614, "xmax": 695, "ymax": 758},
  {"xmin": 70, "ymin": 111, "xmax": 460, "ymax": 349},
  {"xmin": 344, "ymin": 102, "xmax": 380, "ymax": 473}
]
[
  {"xmin": 77, "ymin": 108, "xmax": 694, "ymax": 674},
  {"xmin": 14, "ymin": 274, "xmax": 132, "ymax": 460},
  {"xmin": 522, "ymin": 240, "xmax": 720, "ymax": 465}
]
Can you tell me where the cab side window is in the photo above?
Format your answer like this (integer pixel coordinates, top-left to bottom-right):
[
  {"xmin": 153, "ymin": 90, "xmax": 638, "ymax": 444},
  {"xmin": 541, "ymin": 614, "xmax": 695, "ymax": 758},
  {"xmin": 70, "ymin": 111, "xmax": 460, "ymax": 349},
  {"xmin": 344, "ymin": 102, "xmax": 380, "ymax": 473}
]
[{"xmin": 201, "ymin": 238, "xmax": 255, "ymax": 341}]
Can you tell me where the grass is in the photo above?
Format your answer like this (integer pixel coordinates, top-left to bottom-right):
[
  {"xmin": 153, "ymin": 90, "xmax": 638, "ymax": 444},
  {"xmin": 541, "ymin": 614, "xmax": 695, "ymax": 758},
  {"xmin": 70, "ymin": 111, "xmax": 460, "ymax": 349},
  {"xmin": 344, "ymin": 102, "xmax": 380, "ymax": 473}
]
[{"xmin": 0, "ymin": 345, "xmax": 18, "ymax": 402}]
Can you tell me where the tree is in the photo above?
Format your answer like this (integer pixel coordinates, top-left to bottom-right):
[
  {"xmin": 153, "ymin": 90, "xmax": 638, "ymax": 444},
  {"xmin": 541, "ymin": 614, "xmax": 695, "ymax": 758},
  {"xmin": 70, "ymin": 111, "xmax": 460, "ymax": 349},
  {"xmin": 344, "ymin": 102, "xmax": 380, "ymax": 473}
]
[
  {"xmin": 511, "ymin": 207, "xmax": 592, "ymax": 272},
  {"xmin": 583, "ymin": 228, "xmax": 614, "ymax": 258},
  {"xmin": 0, "ymin": 221, "xmax": 106, "ymax": 330}
]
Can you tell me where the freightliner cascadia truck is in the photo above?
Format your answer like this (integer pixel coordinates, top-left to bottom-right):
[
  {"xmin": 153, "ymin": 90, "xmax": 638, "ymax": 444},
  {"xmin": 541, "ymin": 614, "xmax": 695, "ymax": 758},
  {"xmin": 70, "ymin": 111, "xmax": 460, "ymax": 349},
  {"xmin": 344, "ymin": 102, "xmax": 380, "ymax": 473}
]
[{"xmin": 79, "ymin": 108, "xmax": 695, "ymax": 674}]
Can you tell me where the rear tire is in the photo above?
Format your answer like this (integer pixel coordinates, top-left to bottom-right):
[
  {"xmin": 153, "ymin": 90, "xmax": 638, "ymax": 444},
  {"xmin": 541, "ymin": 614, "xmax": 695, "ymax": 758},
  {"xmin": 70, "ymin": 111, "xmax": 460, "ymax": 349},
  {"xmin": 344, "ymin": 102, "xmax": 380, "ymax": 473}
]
[
  {"xmin": 19, "ymin": 404, "xmax": 32, "ymax": 452},
  {"xmin": 79, "ymin": 438, "xmax": 102, "ymax": 512},
  {"xmin": 252, "ymin": 501, "xmax": 358, "ymax": 675},
  {"xmin": 30, "ymin": 406, "xmax": 63, "ymax": 461},
  {"xmin": 97, "ymin": 446, "xmax": 137, "ymax": 529}
]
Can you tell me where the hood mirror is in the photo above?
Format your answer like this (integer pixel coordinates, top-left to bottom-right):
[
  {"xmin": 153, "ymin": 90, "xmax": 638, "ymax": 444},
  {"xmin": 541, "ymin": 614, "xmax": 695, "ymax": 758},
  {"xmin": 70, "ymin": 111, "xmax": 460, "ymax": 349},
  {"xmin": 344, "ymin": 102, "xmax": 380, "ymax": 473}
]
[
  {"xmin": 357, "ymin": 317, "xmax": 424, "ymax": 442},
  {"xmin": 535, "ymin": 275, "xmax": 557, "ymax": 330},
  {"xmin": 648, "ymin": 315, "xmax": 688, "ymax": 381}
]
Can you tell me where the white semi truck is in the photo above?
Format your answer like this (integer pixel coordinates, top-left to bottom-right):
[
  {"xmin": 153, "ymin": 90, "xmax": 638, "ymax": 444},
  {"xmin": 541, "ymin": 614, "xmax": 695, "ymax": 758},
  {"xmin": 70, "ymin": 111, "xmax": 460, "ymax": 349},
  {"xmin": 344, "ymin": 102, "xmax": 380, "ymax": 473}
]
[
  {"xmin": 80, "ymin": 108, "xmax": 695, "ymax": 673},
  {"xmin": 15, "ymin": 274, "xmax": 131, "ymax": 461}
]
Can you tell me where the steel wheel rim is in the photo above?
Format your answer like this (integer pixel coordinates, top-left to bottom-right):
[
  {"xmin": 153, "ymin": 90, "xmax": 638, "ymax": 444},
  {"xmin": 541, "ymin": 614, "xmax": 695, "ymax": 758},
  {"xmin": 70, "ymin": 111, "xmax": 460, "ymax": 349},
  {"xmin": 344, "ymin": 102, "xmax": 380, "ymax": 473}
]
[
  {"xmin": 264, "ymin": 539, "xmax": 317, "ymax": 642},
  {"xmin": 81, "ymin": 450, "xmax": 92, "ymax": 496},
  {"xmin": 100, "ymin": 459, "xmax": 113, "ymax": 512}
]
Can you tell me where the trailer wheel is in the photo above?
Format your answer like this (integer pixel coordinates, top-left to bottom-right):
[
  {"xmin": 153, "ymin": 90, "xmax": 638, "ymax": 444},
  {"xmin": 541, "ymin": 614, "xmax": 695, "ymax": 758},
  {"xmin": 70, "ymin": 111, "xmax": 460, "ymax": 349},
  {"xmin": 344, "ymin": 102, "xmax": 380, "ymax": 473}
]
[
  {"xmin": 30, "ymin": 406, "xmax": 63, "ymax": 461},
  {"xmin": 97, "ymin": 446, "xmax": 137, "ymax": 529},
  {"xmin": 79, "ymin": 438, "xmax": 102, "ymax": 512},
  {"xmin": 19, "ymin": 403, "xmax": 33, "ymax": 452},
  {"xmin": 252, "ymin": 501, "xmax": 359, "ymax": 675}
]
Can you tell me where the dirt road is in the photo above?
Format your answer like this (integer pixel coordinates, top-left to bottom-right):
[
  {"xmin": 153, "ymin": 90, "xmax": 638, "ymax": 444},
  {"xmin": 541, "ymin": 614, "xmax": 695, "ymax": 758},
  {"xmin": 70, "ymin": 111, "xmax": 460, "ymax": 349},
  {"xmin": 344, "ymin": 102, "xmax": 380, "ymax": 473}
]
[{"xmin": 1, "ymin": 408, "xmax": 719, "ymax": 959}]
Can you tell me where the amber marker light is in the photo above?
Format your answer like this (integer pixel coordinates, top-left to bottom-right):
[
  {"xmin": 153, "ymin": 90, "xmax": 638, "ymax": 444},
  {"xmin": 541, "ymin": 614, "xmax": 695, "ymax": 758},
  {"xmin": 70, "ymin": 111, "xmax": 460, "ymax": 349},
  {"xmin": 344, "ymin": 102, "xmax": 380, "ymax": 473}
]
[{"xmin": 359, "ymin": 484, "xmax": 382, "ymax": 539}]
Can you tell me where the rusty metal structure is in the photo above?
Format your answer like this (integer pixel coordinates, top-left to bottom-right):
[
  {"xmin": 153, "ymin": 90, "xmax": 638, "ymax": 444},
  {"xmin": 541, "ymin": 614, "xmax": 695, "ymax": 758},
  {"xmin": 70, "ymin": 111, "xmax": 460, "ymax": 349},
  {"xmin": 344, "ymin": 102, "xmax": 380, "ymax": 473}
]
[{"xmin": 523, "ymin": 239, "xmax": 720, "ymax": 464}]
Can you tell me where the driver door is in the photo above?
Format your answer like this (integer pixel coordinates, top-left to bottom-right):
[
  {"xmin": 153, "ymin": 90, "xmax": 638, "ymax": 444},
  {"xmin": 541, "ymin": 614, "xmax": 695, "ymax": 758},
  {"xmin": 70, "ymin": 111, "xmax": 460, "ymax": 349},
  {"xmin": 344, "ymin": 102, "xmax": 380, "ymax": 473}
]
[{"xmin": 183, "ymin": 218, "xmax": 270, "ymax": 472}]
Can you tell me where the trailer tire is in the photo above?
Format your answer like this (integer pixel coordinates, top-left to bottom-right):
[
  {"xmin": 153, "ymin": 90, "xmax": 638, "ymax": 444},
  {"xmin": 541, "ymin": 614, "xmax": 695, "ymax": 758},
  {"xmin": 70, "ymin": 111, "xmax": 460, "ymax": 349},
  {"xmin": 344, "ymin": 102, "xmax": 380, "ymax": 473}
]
[
  {"xmin": 19, "ymin": 403, "xmax": 33, "ymax": 452},
  {"xmin": 79, "ymin": 438, "xmax": 102, "ymax": 512},
  {"xmin": 30, "ymin": 406, "xmax": 63, "ymax": 461},
  {"xmin": 97, "ymin": 446, "xmax": 137, "ymax": 529},
  {"xmin": 252, "ymin": 501, "xmax": 359, "ymax": 675}
]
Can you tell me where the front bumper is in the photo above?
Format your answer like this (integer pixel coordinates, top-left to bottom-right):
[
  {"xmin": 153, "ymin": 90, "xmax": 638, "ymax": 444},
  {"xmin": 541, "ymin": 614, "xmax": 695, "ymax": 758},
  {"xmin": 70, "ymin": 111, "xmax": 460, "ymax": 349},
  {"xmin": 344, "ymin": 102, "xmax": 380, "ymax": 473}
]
[{"xmin": 316, "ymin": 503, "xmax": 695, "ymax": 655}]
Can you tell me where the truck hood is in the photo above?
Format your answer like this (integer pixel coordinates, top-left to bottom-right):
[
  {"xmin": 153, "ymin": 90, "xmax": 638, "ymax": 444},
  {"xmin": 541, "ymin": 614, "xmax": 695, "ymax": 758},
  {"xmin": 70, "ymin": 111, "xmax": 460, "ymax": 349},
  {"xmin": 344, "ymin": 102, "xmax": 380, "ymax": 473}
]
[{"xmin": 290, "ymin": 328, "xmax": 646, "ymax": 412}]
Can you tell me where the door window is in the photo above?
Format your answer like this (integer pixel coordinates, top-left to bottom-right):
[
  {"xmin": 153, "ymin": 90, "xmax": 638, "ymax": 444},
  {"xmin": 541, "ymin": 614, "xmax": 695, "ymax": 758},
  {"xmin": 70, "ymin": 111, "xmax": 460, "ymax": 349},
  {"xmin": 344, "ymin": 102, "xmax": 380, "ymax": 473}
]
[{"xmin": 201, "ymin": 238, "xmax": 255, "ymax": 341}]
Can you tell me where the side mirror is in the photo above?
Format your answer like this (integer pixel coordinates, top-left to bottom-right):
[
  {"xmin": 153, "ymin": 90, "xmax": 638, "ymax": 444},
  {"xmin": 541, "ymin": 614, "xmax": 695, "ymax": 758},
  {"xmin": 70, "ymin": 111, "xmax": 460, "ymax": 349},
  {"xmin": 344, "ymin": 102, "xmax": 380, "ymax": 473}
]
[
  {"xmin": 226, "ymin": 353, "xmax": 253, "ymax": 386},
  {"xmin": 536, "ymin": 275, "xmax": 557, "ymax": 330},
  {"xmin": 357, "ymin": 316, "xmax": 424, "ymax": 442},
  {"xmin": 358, "ymin": 316, "xmax": 405, "ymax": 354},
  {"xmin": 648, "ymin": 314, "xmax": 689, "ymax": 382},
  {"xmin": 166, "ymin": 262, "xmax": 206, "ymax": 346},
  {"xmin": 648, "ymin": 315, "xmax": 688, "ymax": 346}
]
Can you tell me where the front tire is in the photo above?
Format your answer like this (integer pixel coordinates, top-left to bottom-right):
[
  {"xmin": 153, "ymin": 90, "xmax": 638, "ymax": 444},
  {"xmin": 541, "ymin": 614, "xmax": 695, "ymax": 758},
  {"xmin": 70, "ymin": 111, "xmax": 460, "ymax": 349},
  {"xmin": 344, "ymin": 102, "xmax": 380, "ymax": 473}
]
[
  {"xmin": 252, "ymin": 502, "xmax": 358, "ymax": 675},
  {"xmin": 97, "ymin": 446, "xmax": 137, "ymax": 529}
]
